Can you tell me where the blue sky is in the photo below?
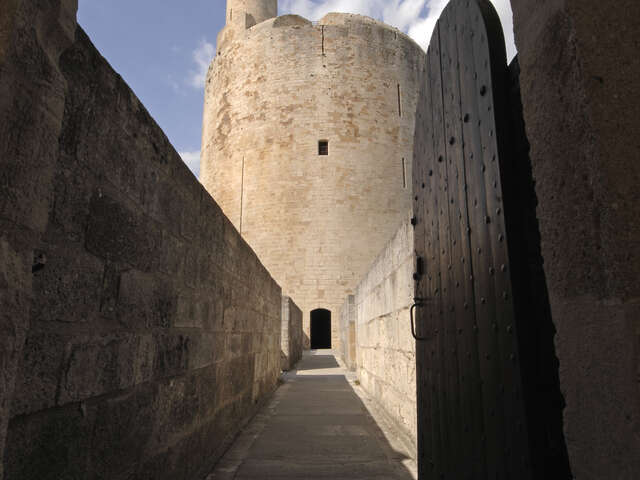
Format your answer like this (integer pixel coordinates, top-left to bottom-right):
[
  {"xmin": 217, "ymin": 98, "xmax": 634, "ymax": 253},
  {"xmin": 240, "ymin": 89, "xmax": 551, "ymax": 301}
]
[{"xmin": 78, "ymin": 0, "xmax": 516, "ymax": 178}]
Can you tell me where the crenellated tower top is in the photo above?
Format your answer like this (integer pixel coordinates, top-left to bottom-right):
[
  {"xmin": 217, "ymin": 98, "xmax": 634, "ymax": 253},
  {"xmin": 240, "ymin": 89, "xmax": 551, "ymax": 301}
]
[{"xmin": 226, "ymin": 0, "xmax": 277, "ymax": 29}]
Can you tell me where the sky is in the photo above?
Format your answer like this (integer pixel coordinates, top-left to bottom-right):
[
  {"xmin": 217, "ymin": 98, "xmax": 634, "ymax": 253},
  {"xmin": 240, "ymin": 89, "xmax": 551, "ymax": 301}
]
[{"xmin": 78, "ymin": 0, "xmax": 516, "ymax": 178}]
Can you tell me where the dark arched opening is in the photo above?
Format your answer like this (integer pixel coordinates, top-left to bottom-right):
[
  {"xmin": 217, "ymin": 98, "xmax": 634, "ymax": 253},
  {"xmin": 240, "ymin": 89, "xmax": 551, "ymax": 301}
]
[{"xmin": 310, "ymin": 309, "xmax": 331, "ymax": 349}]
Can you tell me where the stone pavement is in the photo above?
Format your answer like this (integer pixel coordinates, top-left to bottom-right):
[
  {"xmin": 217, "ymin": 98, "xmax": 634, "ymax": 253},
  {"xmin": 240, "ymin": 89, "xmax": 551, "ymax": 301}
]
[{"xmin": 207, "ymin": 350, "xmax": 417, "ymax": 479}]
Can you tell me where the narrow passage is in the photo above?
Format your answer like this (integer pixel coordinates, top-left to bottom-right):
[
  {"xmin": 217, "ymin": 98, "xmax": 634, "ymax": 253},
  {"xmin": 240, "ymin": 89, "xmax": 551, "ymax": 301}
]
[{"xmin": 208, "ymin": 351, "xmax": 416, "ymax": 479}]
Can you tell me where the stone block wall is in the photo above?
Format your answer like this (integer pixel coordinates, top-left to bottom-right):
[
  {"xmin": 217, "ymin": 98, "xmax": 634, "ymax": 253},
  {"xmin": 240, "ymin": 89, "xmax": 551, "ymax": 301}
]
[
  {"xmin": 511, "ymin": 0, "xmax": 640, "ymax": 477},
  {"xmin": 338, "ymin": 295, "xmax": 356, "ymax": 371},
  {"xmin": 0, "ymin": 2, "xmax": 79, "ymax": 479},
  {"xmin": 0, "ymin": 2, "xmax": 282, "ymax": 478},
  {"xmin": 281, "ymin": 296, "xmax": 302, "ymax": 371},
  {"xmin": 350, "ymin": 218, "xmax": 417, "ymax": 448}
]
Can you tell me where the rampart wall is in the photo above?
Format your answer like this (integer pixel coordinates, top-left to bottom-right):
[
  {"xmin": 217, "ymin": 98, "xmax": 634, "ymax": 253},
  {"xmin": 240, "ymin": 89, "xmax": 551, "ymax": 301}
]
[
  {"xmin": 281, "ymin": 296, "xmax": 303, "ymax": 370},
  {"xmin": 338, "ymin": 218, "xmax": 417, "ymax": 449},
  {"xmin": 512, "ymin": 0, "xmax": 640, "ymax": 476},
  {"xmin": 202, "ymin": 12, "xmax": 425, "ymax": 349},
  {"xmin": 0, "ymin": 2, "xmax": 282, "ymax": 478},
  {"xmin": 338, "ymin": 295, "xmax": 356, "ymax": 370},
  {"xmin": 0, "ymin": 2, "xmax": 79, "ymax": 477}
]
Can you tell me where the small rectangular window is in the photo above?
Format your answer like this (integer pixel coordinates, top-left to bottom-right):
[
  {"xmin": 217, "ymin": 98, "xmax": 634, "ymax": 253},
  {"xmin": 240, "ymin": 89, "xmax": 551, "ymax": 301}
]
[
  {"xmin": 319, "ymin": 140, "xmax": 329, "ymax": 156},
  {"xmin": 402, "ymin": 157, "xmax": 407, "ymax": 189}
]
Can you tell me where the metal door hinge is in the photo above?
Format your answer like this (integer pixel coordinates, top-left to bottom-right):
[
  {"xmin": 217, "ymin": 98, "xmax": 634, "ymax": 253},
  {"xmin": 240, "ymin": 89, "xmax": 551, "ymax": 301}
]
[{"xmin": 413, "ymin": 256, "xmax": 424, "ymax": 281}]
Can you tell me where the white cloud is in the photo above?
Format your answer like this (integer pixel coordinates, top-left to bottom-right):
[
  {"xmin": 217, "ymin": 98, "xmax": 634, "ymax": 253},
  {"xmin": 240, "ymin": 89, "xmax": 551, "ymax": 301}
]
[
  {"xmin": 281, "ymin": 0, "xmax": 375, "ymax": 19},
  {"xmin": 280, "ymin": 0, "xmax": 516, "ymax": 61},
  {"xmin": 188, "ymin": 39, "xmax": 215, "ymax": 89},
  {"xmin": 404, "ymin": 0, "xmax": 449, "ymax": 50},
  {"xmin": 180, "ymin": 150, "xmax": 201, "ymax": 177}
]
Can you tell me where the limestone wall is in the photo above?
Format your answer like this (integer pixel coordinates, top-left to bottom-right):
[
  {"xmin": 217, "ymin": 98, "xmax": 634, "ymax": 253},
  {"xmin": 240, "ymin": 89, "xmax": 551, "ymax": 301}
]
[
  {"xmin": 0, "ymin": 5, "xmax": 282, "ymax": 478},
  {"xmin": 281, "ymin": 296, "xmax": 303, "ymax": 370},
  {"xmin": 202, "ymin": 11, "xmax": 425, "ymax": 350},
  {"xmin": 351, "ymin": 218, "xmax": 416, "ymax": 448},
  {"xmin": 0, "ymin": 2, "xmax": 79, "ymax": 479},
  {"xmin": 511, "ymin": 0, "xmax": 640, "ymax": 477},
  {"xmin": 338, "ymin": 295, "xmax": 356, "ymax": 371}
]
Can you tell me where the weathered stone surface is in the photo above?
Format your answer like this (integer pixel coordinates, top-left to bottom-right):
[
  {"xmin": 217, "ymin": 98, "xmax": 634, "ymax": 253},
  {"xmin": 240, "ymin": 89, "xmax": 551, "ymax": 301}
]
[
  {"xmin": 338, "ymin": 295, "xmax": 357, "ymax": 371},
  {"xmin": 30, "ymin": 243, "xmax": 105, "ymax": 325},
  {"xmin": 85, "ymin": 193, "xmax": 164, "ymax": 272},
  {"xmin": 86, "ymin": 383, "xmax": 157, "ymax": 479},
  {"xmin": 512, "ymin": 0, "xmax": 640, "ymax": 476},
  {"xmin": 0, "ymin": 239, "xmax": 30, "ymax": 446},
  {"xmin": 10, "ymin": 332, "xmax": 67, "ymax": 416},
  {"xmin": 1, "ymin": 4, "xmax": 283, "ymax": 478},
  {"xmin": 4, "ymin": 402, "xmax": 93, "ymax": 480},
  {"xmin": 0, "ymin": 1, "xmax": 78, "ymax": 476},
  {"xmin": 202, "ymin": 6, "xmax": 426, "ymax": 349},
  {"xmin": 281, "ymin": 296, "xmax": 302, "ymax": 370},
  {"xmin": 117, "ymin": 270, "xmax": 177, "ymax": 329}
]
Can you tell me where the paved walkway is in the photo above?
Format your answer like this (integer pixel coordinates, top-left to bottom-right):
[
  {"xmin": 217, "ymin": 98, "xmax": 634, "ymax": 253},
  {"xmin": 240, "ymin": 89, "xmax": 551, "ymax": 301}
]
[{"xmin": 208, "ymin": 350, "xmax": 416, "ymax": 480}]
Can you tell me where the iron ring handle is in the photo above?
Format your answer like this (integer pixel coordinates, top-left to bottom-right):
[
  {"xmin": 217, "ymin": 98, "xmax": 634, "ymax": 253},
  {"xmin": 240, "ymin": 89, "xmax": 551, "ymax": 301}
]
[{"xmin": 411, "ymin": 299, "xmax": 428, "ymax": 341}]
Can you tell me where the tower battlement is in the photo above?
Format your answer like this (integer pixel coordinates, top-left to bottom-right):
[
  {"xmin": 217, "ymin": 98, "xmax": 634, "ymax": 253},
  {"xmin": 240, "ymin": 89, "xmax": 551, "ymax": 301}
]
[
  {"xmin": 226, "ymin": 0, "xmax": 277, "ymax": 29},
  {"xmin": 218, "ymin": 0, "xmax": 278, "ymax": 54}
]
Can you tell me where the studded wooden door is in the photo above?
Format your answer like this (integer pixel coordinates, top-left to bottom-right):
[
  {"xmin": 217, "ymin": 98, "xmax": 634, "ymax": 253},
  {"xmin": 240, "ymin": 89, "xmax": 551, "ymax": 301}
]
[{"xmin": 411, "ymin": 1, "xmax": 572, "ymax": 479}]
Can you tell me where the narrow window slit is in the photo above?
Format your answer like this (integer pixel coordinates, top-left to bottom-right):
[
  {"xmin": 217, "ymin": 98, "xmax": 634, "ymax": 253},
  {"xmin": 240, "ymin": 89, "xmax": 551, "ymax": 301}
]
[
  {"xmin": 397, "ymin": 83, "xmax": 402, "ymax": 117},
  {"xmin": 402, "ymin": 158, "xmax": 407, "ymax": 189},
  {"xmin": 319, "ymin": 140, "xmax": 329, "ymax": 156},
  {"xmin": 240, "ymin": 156, "xmax": 245, "ymax": 234}
]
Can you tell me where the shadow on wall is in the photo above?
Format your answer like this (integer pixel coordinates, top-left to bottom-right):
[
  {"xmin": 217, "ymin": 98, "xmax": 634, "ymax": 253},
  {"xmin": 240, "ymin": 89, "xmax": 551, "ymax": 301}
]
[{"xmin": 506, "ymin": 57, "xmax": 573, "ymax": 478}]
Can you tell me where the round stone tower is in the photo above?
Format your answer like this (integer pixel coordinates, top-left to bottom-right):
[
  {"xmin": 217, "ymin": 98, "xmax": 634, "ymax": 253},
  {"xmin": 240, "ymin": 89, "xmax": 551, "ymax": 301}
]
[{"xmin": 201, "ymin": 0, "xmax": 425, "ymax": 349}]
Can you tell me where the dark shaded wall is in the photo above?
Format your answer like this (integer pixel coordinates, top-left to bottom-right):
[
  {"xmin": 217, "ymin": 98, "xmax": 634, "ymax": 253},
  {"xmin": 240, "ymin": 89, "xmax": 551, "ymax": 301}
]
[
  {"xmin": 0, "ymin": 1, "xmax": 282, "ymax": 478},
  {"xmin": 0, "ymin": 2, "xmax": 79, "ymax": 479},
  {"xmin": 511, "ymin": 0, "xmax": 640, "ymax": 477},
  {"xmin": 281, "ymin": 296, "xmax": 302, "ymax": 371}
]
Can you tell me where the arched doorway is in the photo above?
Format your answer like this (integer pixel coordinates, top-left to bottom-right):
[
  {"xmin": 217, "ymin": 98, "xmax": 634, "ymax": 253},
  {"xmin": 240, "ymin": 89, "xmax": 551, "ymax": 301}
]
[{"xmin": 310, "ymin": 309, "xmax": 331, "ymax": 349}]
